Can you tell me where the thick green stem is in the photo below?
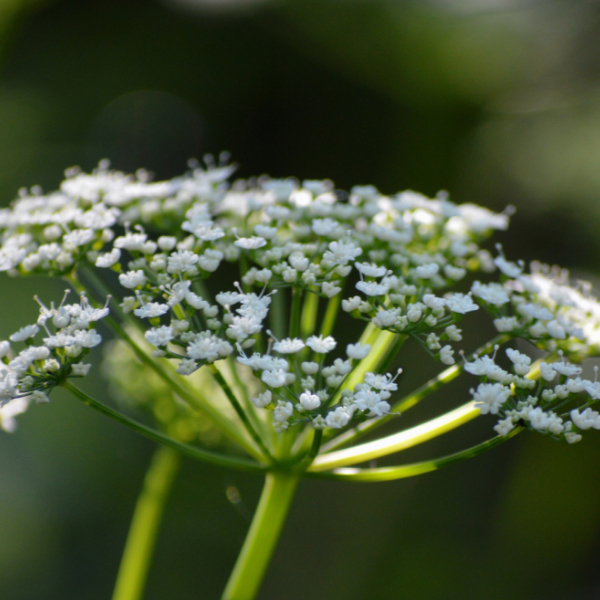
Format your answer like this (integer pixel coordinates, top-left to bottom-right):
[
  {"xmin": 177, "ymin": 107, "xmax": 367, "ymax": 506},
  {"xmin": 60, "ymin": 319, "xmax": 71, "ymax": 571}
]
[
  {"xmin": 222, "ymin": 472, "xmax": 299, "ymax": 600},
  {"xmin": 112, "ymin": 446, "xmax": 181, "ymax": 600}
]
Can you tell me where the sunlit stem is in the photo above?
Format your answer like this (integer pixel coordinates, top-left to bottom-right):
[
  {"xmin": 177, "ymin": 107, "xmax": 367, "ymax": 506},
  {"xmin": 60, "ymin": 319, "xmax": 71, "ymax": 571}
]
[
  {"xmin": 221, "ymin": 472, "xmax": 299, "ymax": 600},
  {"xmin": 112, "ymin": 446, "xmax": 180, "ymax": 600},
  {"xmin": 300, "ymin": 288, "xmax": 319, "ymax": 338},
  {"xmin": 309, "ymin": 429, "xmax": 521, "ymax": 482},
  {"xmin": 320, "ymin": 295, "xmax": 340, "ymax": 337},
  {"xmin": 63, "ymin": 381, "xmax": 267, "ymax": 473},
  {"xmin": 309, "ymin": 401, "xmax": 481, "ymax": 471},
  {"xmin": 210, "ymin": 365, "xmax": 276, "ymax": 463}
]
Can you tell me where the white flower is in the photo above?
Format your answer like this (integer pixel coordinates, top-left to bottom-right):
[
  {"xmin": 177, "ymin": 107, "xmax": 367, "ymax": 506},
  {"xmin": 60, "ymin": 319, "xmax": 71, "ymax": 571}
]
[
  {"xmin": 71, "ymin": 363, "xmax": 91, "ymax": 377},
  {"xmin": 494, "ymin": 417, "xmax": 515, "ymax": 436},
  {"xmin": 273, "ymin": 338, "xmax": 305, "ymax": 354},
  {"xmin": 539, "ymin": 362, "xmax": 556, "ymax": 381},
  {"xmin": 364, "ymin": 372, "xmax": 400, "ymax": 393},
  {"xmin": 323, "ymin": 240, "xmax": 362, "ymax": 266},
  {"xmin": 299, "ymin": 390, "xmax": 321, "ymax": 410},
  {"xmin": 493, "ymin": 316, "xmax": 520, "ymax": 332},
  {"xmin": 472, "ymin": 382, "xmax": 511, "ymax": 415},
  {"xmin": 187, "ymin": 333, "xmax": 232, "ymax": 363},
  {"xmin": 262, "ymin": 369, "xmax": 288, "ymax": 388},
  {"xmin": 288, "ymin": 253, "xmax": 309, "ymax": 272},
  {"xmin": 570, "ymin": 407, "xmax": 600, "ymax": 430},
  {"xmin": 63, "ymin": 228, "xmax": 95, "ymax": 247},
  {"xmin": 325, "ymin": 406, "xmax": 353, "ymax": 429},
  {"xmin": 415, "ymin": 263, "xmax": 439, "ymax": 279},
  {"xmin": 355, "ymin": 262, "xmax": 388, "ymax": 278},
  {"xmin": 321, "ymin": 282, "xmax": 342, "ymax": 298},
  {"xmin": 119, "ymin": 270, "xmax": 146, "ymax": 289},
  {"xmin": 342, "ymin": 296, "xmax": 362, "ymax": 312},
  {"xmin": 115, "ymin": 232, "xmax": 148, "ymax": 251},
  {"xmin": 423, "ymin": 294, "xmax": 446, "ymax": 310},
  {"xmin": 30, "ymin": 390, "xmax": 50, "ymax": 404},
  {"xmin": 550, "ymin": 360, "xmax": 581, "ymax": 377},
  {"xmin": 134, "ymin": 302, "xmax": 169, "ymax": 318},
  {"xmin": 306, "ymin": 335, "xmax": 336, "ymax": 353},
  {"xmin": 494, "ymin": 250, "xmax": 523, "ymax": 278},
  {"xmin": 346, "ymin": 343, "xmax": 371, "ymax": 360},
  {"xmin": 506, "ymin": 348, "xmax": 531, "ymax": 376},
  {"xmin": 10, "ymin": 324, "xmax": 39, "ymax": 342},
  {"xmin": 354, "ymin": 388, "xmax": 389, "ymax": 416},
  {"xmin": 251, "ymin": 390, "xmax": 272, "ymax": 408},
  {"xmin": 518, "ymin": 303, "xmax": 554, "ymax": 321},
  {"xmin": 157, "ymin": 236, "xmax": 177, "ymax": 251},
  {"xmin": 301, "ymin": 361, "xmax": 319, "ymax": 374},
  {"xmin": 356, "ymin": 280, "xmax": 389, "ymax": 296},
  {"xmin": 444, "ymin": 325, "xmax": 462, "ymax": 341},
  {"xmin": 167, "ymin": 250, "xmax": 198, "ymax": 274},
  {"xmin": 444, "ymin": 265, "xmax": 466, "ymax": 280},
  {"xmin": 471, "ymin": 281, "xmax": 510, "ymax": 306},
  {"xmin": 446, "ymin": 293, "xmax": 478, "ymax": 314},
  {"xmin": 235, "ymin": 236, "xmax": 267, "ymax": 250},
  {"xmin": 439, "ymin": 345, "xmax": 455, "ymax": 365},
  {"xmin": 95, "ymin": 248, "xmax": 121, "ymax": 268},
  {"xmin": 527, "ymin": 407, "xmax": 564, "ymax": 434},
  {"xmin": 73, "ymin": 329, "xmax": 102, "ymax": 348},
  {"xmin": 373, "ymin": 309, "xmax": 401, "ymax": 329},
  {"xmin": 312, "ymin": 218, "xmax": 339, "ymax": 236},
  {"xmin": 273, "ymin": 401, "xmax": 293, "ymax": 423},
  {"xmin": 546, "ymin": 320, "xmax": 566, "ymax": 340},
  {"xmin": 176, "ymin": 358, "xmax": 198, "ymax": 375},
  {"xmin": 145, "ymin": 326, "xmax": 175, "ymax": 347}
]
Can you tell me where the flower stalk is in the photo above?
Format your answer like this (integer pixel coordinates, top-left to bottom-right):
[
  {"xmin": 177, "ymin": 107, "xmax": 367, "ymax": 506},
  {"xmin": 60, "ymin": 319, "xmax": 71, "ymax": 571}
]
[{"xmin": 112, "ymin": 446, "xmax": 181, "ymax": 600}]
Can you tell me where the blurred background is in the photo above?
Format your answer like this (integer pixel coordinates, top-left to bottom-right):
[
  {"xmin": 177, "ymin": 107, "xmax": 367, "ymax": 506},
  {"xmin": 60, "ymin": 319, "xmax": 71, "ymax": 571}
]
[{"xmin": 2, "ymin": 0, "xmax": 600, "ymax": 598}]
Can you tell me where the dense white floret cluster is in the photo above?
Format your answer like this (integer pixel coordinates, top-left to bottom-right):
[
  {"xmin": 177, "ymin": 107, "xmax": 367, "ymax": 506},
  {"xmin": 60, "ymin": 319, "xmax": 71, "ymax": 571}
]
[
  {"xmin": 1, "ymin": 158, "xmax": 599, "ymax": 442},
  {"xmin": 0, "ymin": 291, "xmax": 108, "ymax": 430},
  {"xmin": 465, "ymin": 346, "xmax": 600, "ymax": 444}
]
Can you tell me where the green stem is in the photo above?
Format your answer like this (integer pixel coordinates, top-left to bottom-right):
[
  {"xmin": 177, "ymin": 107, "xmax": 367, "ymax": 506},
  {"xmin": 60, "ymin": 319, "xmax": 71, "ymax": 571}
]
[
  {"xmin": 308, "ymin": 429, "xmax": 521, "ymax": 482},
  {"xmin": 221, "ymin": 472, "xmax": 299, "ymax": 600},
  {"xmin": 320, "ymin": 294, "xmax": 340, "ymax": 337},
  {"xmin": 112, "ymin": 446, "xmax": 181, "ymax": 600},
  {"xmin": 300, "ymin": 288, "xmax": 319, "ymax": 338},
  {"xmin": 63, "ymin": 381, "xmax": 267, "ymax": 474},
  {"xmin": 309, "ymin": 400, "xmax": 481, "ymax": 471},
  {"xmin": 210, "ymin": 365, "xmax": 275, "ymax": 463}
]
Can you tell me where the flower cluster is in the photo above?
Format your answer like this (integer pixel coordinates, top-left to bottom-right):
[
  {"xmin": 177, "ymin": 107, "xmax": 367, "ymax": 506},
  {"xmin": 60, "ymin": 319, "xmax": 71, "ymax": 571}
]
[
  {"xmin": 0, "ymin": 291, "xmax": 107, "ymax": 430},
  {"xmin": 1, "ymin": 157, "xmax": 599, "ymax": 444},
  {"xmin": 466, "ymin": 345, "xmax": 600, "ymax": 444},
  {"xmin": 468, "ymin": 250, "xmax": 600, "ymax": 356}
]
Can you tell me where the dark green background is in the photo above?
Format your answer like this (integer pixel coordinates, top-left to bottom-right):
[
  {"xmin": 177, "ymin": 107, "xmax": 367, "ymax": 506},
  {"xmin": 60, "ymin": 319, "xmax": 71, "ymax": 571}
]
[{"xmin": 2, "ymin": 1, "xmax": 600, "ymax": 598}]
